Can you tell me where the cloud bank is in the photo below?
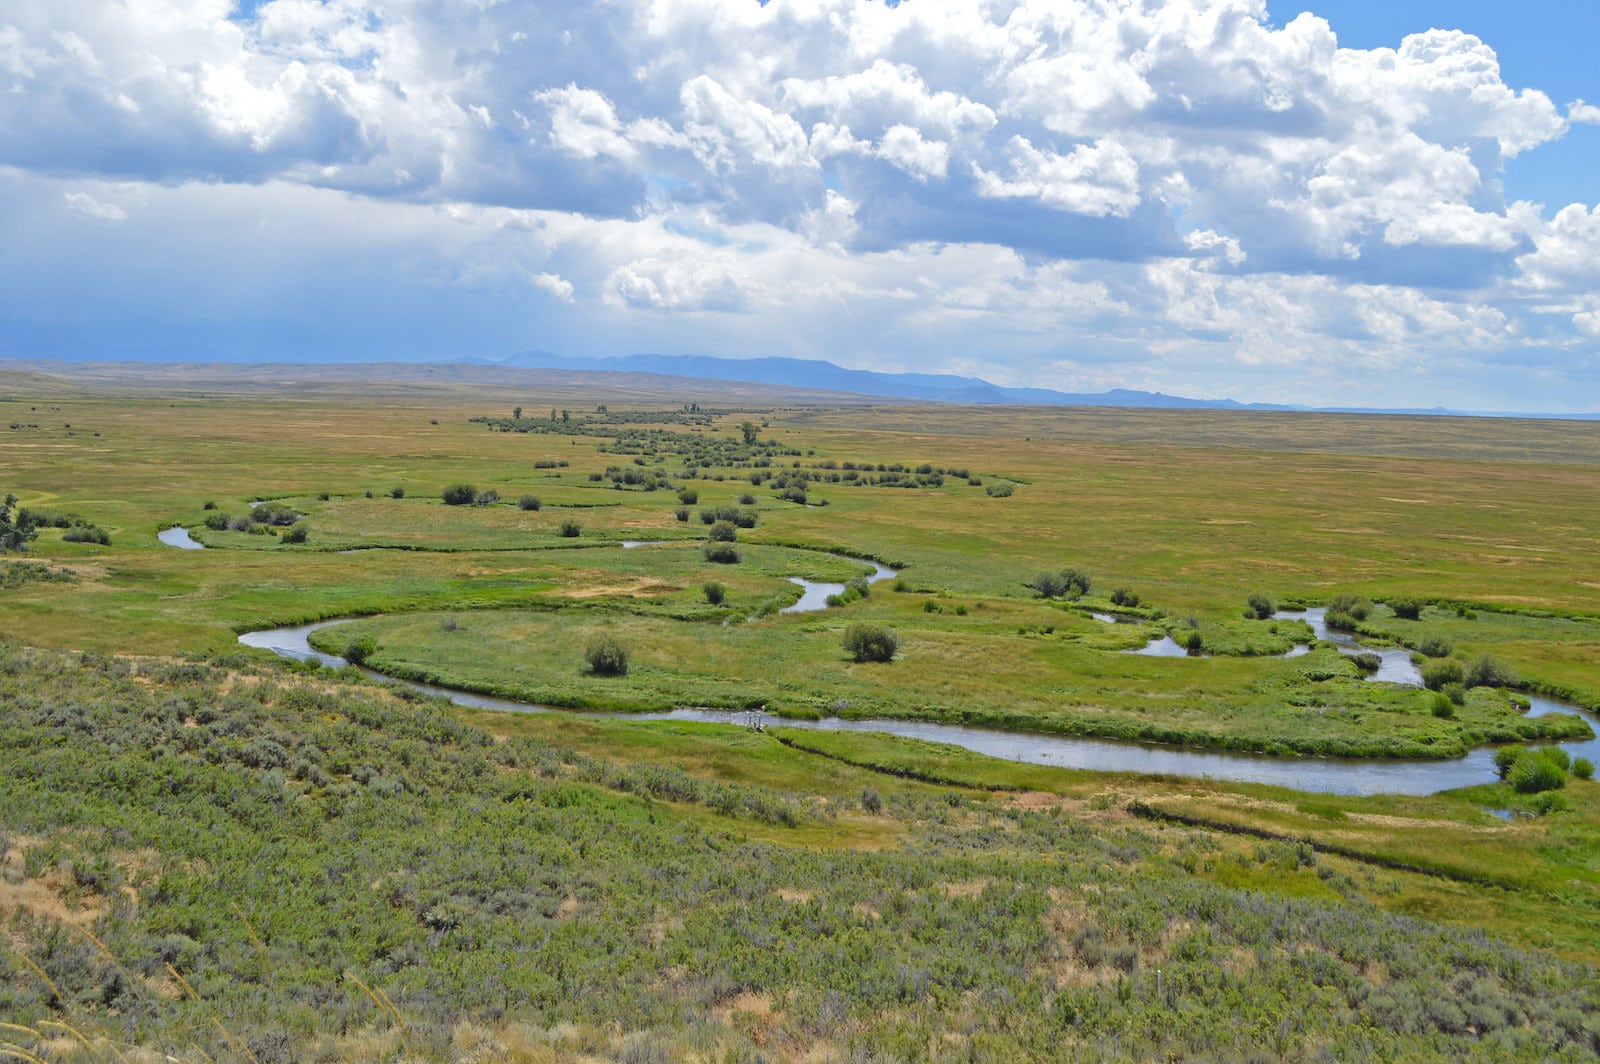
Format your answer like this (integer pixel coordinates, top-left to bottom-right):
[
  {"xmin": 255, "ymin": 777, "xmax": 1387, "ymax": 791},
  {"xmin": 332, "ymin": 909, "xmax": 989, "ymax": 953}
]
[{"xmin": 0, "ymin": 0, "xmax": 1594, "ymax": 409}]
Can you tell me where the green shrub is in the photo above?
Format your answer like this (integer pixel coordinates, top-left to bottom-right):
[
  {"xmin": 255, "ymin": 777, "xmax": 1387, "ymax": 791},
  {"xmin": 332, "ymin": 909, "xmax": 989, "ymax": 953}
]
[
  {"xmin": 1417, "ymin": 637, "xmax": 1452, "ymax": 658},
  {"xmin": 1350, "ymin": 652, "xmax": 1381, "ymax": 673},
  {"xmin": 1246, "ymin": 593, "xmax": 1275, "ymax": 620},
  {"xmin": 1421, "ymin": 660, "xmax": 1464, "ymax": 691},
  {"xmin": 62, "ymin": 524, "xmax": 111, "ymax": 545},
  {"xmin": 584, "ymin": 634, "xmax": 628, "ymax": 676},
  {"xmin": 843, "ymin": 622, "xmax": 898, "ymax": 663},
  {"xmin": 518, "ymin": 495, "xmax": 541, "ymax": 511},
  {"xmin": 1509, "ymin": 754, "xmax": 1567, "ymax": 794},
  {"xmin": 1465, "ymin": 654, "xmax": 1518, "ymax": 689},
  {"xmin": 250, "ymin": 502, "xmax": 301, "ymax": 526},
  {"xmin": 441, "ymin": 484, "xmax": 476, "ymax": 505},
  {"xmin": 675, "ymin": 507, "xmax": 690, "ymax": 522},
  {"xmin": 473, "ymin": 489, "xmax": 500, "ymax": 506},
  {"xmin": 390, "ymin": 486, "xmax": 405, "ymax": 498},
  {"xmin": 1429, "ymin": 692, "xmax": 1455, "ymax": 718},
  {"xmin": 1184, "ymin": 631, "xmax": 1204, "ymax": 653},
  {"xmin": 203, "ymin": 512, "xmax": 230, "ymax": 530},
  {"xmin": 1493, "ymin": 746, "xmax": 1522, "ymax": 780},
  {"xmin": 1031, "ymin": 567, "xmax": 1091, "ymax": 599},
  {"xmin": 708, "ymin": 520, "xmax": 738, "ymax": 542},
  {"xmin": 1323, "ymin": 609, "xmax": 1359, "ymax": 632},
  {"xmin": 559, "ymin": 519, "xmax": 582, "ymax": 538},
  {"xmin": 1573, "ymin": 758, "xmax": 1594, "ymax": 781},
  {"xmin": 703, "ymin": 582, "xmax": 726, "ymax": 605},
  {"xmin": 281, "ymin": 523, "xmax": 309, "ymax": 544},
  {"xmin": 345, "ymin": 635, "xmax": 378, "ymax": 665},
  {"xmin": 985, "ymin": 482, "xmax": 1013, "ymax": 497},
  {"xmin": 703, "ymin": 543, "xmax": 740, "ymax": 564},
  {"xmin": 1328, "ymin": 594, "xmax": 1372, "ymax": 621},
  {"xmin": 1389, "ymin": 597, "xmax": 1423, "ymax": 620},
  {"xmin": 677, "ymin": 487, "xmax": 699, "ymax": 505},
  {"xmin": 1110, "ymin": 588, "xmax": 1140, "ymax": 608},
  {"xmin": 1443, "ymin": 683, "xmax": 1466, "ymax": 706}
]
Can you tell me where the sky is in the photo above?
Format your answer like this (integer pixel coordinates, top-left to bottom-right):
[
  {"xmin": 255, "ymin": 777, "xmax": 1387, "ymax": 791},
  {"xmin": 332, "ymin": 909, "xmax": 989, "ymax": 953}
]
[{"xmin": 1, "ymin": 0, "xmax": 1597, "ymax": 412}]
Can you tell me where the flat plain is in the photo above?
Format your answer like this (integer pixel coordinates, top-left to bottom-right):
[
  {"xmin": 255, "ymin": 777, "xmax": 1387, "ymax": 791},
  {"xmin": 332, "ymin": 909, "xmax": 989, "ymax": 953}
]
[{"xmin": 3, "ymin": 367, "xmax": 1600, "ymax": 1061}]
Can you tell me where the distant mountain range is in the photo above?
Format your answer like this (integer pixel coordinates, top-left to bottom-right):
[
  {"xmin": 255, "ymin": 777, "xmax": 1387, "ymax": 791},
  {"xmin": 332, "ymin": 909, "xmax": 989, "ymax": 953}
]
[
  {"xmin": 489, "ymin": 352, "xmax": 1599, "ymax": 419},
  {"xmin": 492, "ymin": 352, "xmax": 1293, "ymax": 409}
]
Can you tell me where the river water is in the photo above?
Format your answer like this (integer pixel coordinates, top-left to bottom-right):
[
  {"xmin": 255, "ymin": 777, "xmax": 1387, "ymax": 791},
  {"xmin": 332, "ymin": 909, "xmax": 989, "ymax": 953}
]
[
  {"xmin": 157, "ymin": 526, "xmax": 205, "ymax": 550},
  {"xmin": 165, "ymin": 514, "xmax": 1592, "ymax": 795},
  {"xmin": 237, "ymin": 596, "xmax": 1598, "ymax": 797}
]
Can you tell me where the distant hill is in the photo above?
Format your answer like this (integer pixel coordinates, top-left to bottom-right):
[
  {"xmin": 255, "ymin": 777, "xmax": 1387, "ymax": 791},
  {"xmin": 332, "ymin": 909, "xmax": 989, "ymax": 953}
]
[{"xmin": 493, "ymin": 352, "xmax": 1291, "ymax": 410}]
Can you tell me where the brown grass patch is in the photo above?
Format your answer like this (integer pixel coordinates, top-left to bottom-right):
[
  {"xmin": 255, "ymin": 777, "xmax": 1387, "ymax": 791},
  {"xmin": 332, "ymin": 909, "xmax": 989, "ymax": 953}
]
[
  {"xmin": 562, "ymin": 579, "xmax": 679, "ymax": 599},
  {"xmin": 938, "ymin": 880, "xmax": 986, "ymax": 898},
  {"xmin": 776, "ymin": 888, "xmax": 813, "ymax": 903}
]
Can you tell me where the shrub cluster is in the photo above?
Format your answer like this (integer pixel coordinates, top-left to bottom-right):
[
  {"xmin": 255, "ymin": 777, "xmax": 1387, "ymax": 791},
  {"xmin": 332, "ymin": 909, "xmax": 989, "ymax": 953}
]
[
  {"xmin": 584, "ymin": 634, "xmax": 629, "ymax": 676},
  {"xmin": 1494, "ymin": 745, "xmax": 1582, "ymax": 795},
  {"xmin": 1389, "ymin": 596, "xmax": 1423, "ymax": 620},
  {"xmin": 699, "ymin": 505, "xmax": 758, "ymax": 528},
  {"xmin": 1030, "ymin": 567, "xmax": 1091, "ymax": 599},
  {"xmin": 843, "ymin": 622, "xmax": 898, "ymax": 662}
]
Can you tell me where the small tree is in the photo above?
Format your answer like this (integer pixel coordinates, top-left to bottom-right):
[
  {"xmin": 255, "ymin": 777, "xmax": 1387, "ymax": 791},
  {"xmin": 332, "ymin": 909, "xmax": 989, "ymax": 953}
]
[
  {"xmin": 843, "ymin": 622, "xmax": 898, "ymax": 663},
  {"xmin": 0, "ymin": 493, "xmax": 39, "ymax": 553},
  {"xmin": 741, "ymin": 421, "xmax": 760, "ymax": 446},
  {"xmin": 584, "ymin": 634, "xmax": 628, "ymax": 676},
  {"xmin": 513, "ymin": 406, "xmax": 523, "ymax": 420}
]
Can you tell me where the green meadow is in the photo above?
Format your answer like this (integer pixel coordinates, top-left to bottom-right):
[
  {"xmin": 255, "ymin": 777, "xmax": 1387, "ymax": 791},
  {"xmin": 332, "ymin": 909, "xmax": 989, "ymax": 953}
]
[{"xmin": 3, "ymin": 369, "xmax": 1600, "ymax": 1060}]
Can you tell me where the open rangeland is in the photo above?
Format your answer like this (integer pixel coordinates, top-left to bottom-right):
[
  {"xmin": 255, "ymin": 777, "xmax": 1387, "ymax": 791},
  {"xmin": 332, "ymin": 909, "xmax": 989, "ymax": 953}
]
[{"xmin": 3, "ymin": 369, "xmax": 1600, "ymax": 1061}]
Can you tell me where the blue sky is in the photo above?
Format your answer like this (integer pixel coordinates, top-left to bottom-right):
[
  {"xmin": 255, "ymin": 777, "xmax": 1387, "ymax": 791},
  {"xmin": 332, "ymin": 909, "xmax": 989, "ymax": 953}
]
[
  {"xmin": 0, "ymin": 0, "xmax": 1595, "ymax": 412},
  {"xmin": 1299, "ymin": 1, "xmax": 1600, "ymax": 210}
]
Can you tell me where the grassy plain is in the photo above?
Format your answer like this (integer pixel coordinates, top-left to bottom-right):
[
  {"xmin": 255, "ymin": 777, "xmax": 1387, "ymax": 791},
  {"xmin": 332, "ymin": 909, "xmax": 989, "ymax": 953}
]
[
  {"xmin": 5, "ymin": 368, "xmax": 1600, "ymax": 1058},
  {"xmin": 3, "ymin": 374, "xmax": 1597, "ymax": 755}
]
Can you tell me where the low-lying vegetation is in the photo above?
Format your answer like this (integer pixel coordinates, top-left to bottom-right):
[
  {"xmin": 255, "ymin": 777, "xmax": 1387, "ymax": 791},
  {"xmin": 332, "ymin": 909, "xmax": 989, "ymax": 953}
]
[{"xmin": 3, "ymin": 642, "xmax": 1599, "ymax": 1061}]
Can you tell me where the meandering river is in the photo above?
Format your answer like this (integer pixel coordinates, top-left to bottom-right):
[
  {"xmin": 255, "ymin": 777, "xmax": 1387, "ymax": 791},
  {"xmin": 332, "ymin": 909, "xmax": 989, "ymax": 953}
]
[
  {"xmin": 163, "ymin": 528, "xmax": 1596, "ymax": 796},
  {"xmin": 236, "ymin": 579, "xmax": 1598, "ymax": 796}
]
